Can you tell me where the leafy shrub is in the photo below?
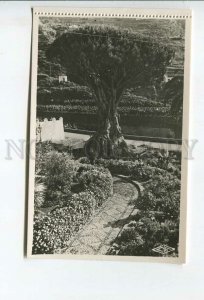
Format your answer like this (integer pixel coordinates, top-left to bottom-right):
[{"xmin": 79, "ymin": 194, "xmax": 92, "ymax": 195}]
[
  {"xmin": 158, "ymin": 192, "xmax": 180, "ymax": 220},
  {"xmin": 136, "ymin": 175, "xmax": 180, "ymax": 220},
  {"xmin": 109, "ymin": 217, "xmax": 179, "ymax": 256},
  {"xmin": 134, "ymin": 217, "xmax": 179, "ymax": 255},
  {"xmin": 109, "ymin": 231, "xmax": 145, "ymax": 256},
  {"xmin": 35, "ymin": 141, "xmax": 54, "ymax": 175},
  {"xmin": 150, "ymin": 175, "xmax": 180, "ymax": 195},
  {"xmin": 43, "ymin": 151, "xmax": 75, "ymax": 206},
  {"xmin": 76, "ymin": 164, "xmax": 113, "ymax": 207},
  {"xmin": 137, "ymin": 148, "xmax": 181, "ymax": 177}
]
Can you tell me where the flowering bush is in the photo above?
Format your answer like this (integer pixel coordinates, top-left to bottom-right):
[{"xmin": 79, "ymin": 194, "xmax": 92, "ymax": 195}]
[
  {"xmin": 76, "ymin": 164, "xmax": 113, "ymax": 207},
  {"xmin": 32, "ymin": 190, "xmax": 96, "ymax": 254}
]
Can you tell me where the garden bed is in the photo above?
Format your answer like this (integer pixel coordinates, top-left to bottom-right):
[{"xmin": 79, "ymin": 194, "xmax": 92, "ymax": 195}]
[
  {"xmin": 32, "ymin": 144, "xmax": 113, "ymax": 254},
  {"xmin": 33, "ymin": 141, "xmax": 181, "ymax": 256},
  {"xmin": 107, "ymin": 172, "xmax": 180, "ymax": 257}
]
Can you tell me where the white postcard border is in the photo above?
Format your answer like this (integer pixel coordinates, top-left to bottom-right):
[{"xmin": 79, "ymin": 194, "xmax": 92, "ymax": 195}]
[{"xmin": 27, "ymin": 7, "xmax": 192, "ymax": 264}]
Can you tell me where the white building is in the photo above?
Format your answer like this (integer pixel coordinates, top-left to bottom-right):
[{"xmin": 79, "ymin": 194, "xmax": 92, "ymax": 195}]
[
  {"xmin": 59, "ymin": 75, "xmax": 67, "ymax": 83},
  {"xmin": 163, "ymin": 66, "xmax": 184, "ymax": 83}
]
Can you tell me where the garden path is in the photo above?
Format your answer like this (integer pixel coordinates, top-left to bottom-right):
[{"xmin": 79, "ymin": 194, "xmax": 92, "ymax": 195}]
[{"xmin": 63, "ymin": 177, "xmax": 138, "ymax": 255}]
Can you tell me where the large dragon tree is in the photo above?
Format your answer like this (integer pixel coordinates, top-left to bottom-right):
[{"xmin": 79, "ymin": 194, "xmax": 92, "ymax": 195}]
[{"xmin": 47, "ymin": 25, "xmax": 174, "ymax": 158}]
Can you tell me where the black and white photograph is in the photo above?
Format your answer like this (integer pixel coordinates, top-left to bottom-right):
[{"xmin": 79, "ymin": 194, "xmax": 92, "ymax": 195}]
[{"xmin": 27, "ymin": 8, "xmax": 191, "ymax": 262}]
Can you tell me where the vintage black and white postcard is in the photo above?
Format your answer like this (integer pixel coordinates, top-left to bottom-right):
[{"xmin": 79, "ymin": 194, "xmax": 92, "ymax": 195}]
[{"xmin": 27, "ymin": 7, "xmax": 191, "ymax": 263}]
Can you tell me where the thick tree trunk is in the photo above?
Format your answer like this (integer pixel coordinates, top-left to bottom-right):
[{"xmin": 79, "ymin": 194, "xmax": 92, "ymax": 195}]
[
  {"xmin": 84, "ymin": 83, "xmax": 128, "ymax": 160},
  {"xmin": 85, "ymin": 106, "xmax": 128, "ymax": 161}
]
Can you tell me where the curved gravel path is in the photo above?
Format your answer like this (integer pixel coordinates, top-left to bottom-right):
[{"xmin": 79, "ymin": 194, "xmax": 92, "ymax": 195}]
[{"xmin": 62, "ymin": 177, "xmax": 139, "ymax": 255}]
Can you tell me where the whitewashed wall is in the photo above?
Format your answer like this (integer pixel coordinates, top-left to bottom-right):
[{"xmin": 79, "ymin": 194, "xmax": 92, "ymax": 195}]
[{"xmin": 37, "ymin": 118, "xmax": 65, "ymax": 142}]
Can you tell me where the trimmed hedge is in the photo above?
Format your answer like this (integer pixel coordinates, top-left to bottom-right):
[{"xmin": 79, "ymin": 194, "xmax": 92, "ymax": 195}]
[
  {"xmin": 37, "ymin": 104, "xmax": 170, "ymax": 116},
  {"xmin": 37, "ymin": 85, "xmax": 93, "ymax": 104},
  {"xmin": 37, "ymin": 104, "xmax": 97, "ymax": 114},
  {"xmin": 120, "ymin": 94, "xmax": 165, "ymax": 107},
  {"xmin": 63, "ymin": 96, "xmax": 165, "ymax": 108}
]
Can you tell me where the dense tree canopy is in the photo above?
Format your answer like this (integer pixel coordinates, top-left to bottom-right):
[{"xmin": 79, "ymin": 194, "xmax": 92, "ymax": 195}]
[
  {"xmin": 48, "ymin": 25, "xmax": 174, "ymax": 90},
  {"xmin": 163, "ymin": 76, "xmax": 184, "ymax": 114},
  {"xmin": 47, "ymin": 25, "xmax": 175, "ymax": 158}
]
